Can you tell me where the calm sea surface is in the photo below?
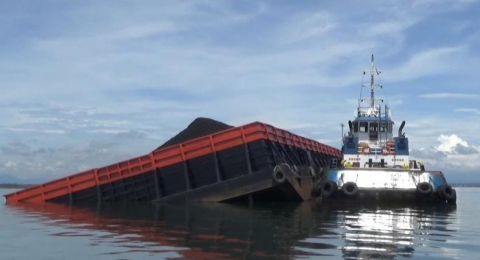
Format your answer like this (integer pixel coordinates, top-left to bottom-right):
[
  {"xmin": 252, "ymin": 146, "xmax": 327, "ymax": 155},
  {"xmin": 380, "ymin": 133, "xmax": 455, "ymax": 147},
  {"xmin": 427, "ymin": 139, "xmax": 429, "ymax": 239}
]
[{"xmin": 1, "ymin": 187, "xmax": 479, "ymax": 259}]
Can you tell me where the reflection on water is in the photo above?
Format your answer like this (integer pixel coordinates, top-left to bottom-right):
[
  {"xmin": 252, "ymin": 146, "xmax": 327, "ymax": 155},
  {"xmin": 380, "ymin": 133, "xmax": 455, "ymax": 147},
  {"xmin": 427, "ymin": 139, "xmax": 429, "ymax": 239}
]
[
  {"xmin": 334, "ymin": 202, "xmax": 457, "ymax": 259},
  {"xmin": 5, "ymin": 199, "xmax": 459, "ymax": 259}
]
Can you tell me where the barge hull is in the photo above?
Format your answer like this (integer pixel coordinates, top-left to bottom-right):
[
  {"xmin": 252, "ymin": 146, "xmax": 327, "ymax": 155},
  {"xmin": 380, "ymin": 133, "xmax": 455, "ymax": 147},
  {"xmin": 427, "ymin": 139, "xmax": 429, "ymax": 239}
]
[{"xmin": 5, "ymin": 122, "xmax": 341, "ymax": 204}]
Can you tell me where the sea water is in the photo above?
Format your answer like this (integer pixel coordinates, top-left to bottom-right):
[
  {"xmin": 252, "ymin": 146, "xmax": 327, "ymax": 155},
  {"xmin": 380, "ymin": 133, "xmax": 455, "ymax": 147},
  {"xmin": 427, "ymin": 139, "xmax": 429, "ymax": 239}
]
[{"xmin": 1, "ymin": 188, "xmax": 479, "ymax": 259}]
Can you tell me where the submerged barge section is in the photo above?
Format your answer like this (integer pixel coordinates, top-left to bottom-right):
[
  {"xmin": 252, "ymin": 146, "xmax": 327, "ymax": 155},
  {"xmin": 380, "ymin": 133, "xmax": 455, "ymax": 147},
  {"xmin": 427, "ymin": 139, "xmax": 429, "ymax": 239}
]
[{"xmin": 5, "ymin": 122, "xmax": 341, "ymax": 204}]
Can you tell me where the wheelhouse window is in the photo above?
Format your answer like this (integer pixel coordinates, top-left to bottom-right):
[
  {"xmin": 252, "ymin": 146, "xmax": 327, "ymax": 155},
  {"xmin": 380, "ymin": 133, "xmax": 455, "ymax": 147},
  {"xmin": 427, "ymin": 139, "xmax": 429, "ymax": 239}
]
[
  {"xmin": 359, "ymin": 122, "xmax": 368, "ymax": 132},
  {"xmin": 369, "ymin": 122, "xmax": 378, "ymax": 132},
  {"xmin": 388, "ymin": 123, "xmax": 393, "ymax": 133},
  {"xmin": 353, "ymin": 122, "xmax": 359, "ymax": 133},
  {"xmin": 379, "ymin": 122, "xmax": 387, "ymax": 132}
]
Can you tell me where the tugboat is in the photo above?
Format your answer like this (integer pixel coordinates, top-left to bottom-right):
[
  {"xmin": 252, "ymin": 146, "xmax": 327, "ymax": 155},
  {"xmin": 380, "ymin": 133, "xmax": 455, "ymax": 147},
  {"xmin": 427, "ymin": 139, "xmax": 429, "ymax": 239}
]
[{"xmin": 322, "ymin": 55, "xmax": 456, "ymax": 204}]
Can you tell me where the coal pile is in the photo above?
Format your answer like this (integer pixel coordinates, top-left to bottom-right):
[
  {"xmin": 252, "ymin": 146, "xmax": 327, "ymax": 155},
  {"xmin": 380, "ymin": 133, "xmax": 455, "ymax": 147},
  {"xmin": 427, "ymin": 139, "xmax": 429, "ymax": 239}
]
[{"xmin": 155, "ymin": 117, "xmax": 233, "ymax": 151}]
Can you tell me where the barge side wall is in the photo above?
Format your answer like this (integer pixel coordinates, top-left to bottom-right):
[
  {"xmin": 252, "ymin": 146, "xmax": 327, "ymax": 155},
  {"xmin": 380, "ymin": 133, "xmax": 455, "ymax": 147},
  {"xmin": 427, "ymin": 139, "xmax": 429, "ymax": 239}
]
[{"xmin": 5, "ymin": 122, "xmax": 341, "ymax": 204}]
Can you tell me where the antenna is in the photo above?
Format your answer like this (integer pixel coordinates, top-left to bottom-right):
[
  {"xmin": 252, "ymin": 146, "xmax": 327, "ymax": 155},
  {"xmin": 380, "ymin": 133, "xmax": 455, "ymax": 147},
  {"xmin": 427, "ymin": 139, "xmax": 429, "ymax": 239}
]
[
  {"xmin": 359, "ymin": 70, "xmax": 366, "ymax": 112},
  {"xmin": 357, "ymin": 54, "xmax": 383, "ymax": 118},
  {"xmin": 370, "ymin": 54, "xmax": 375, "ymax": 108},
  {"xmin": 341, "ymin": 123, "xmax": 345, "ymax": 139}
]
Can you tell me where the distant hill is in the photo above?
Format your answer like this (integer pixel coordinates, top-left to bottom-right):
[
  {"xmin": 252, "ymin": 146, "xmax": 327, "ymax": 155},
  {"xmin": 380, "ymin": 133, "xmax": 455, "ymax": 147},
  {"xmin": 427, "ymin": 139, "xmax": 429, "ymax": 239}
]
[
  {"xmin": 0, "ymin": 183, "xmax": 33, "ymax": 189},
  {"xmin": 0, "ymin": 174, "xmax": 22, "ymax": 184},
  {"xmin": 452, "ymin": 183, "xmax": 480, "ymax": 187},
  {"xmin": 0, "ymin": 173, "xmax": 40, "ymax": 186}
]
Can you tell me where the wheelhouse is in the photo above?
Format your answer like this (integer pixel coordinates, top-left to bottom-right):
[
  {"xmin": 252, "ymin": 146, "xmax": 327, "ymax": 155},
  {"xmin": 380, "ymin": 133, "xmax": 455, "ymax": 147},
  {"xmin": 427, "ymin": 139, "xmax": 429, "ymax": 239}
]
[{"xmin": 341, "ymin": 54, "xmax": 409, "ymax": 167}]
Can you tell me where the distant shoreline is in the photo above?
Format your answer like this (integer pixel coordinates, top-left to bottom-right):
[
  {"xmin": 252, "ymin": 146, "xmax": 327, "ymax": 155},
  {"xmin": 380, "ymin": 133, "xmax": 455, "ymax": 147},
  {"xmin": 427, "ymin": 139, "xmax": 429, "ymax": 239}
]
[
  {"xmin": 0, "ymin": 183, "xmax": 35, "ymax": 189},
  {"xmin": 452, "ymin": 183, "xmax": 480, "ymax": 187}
]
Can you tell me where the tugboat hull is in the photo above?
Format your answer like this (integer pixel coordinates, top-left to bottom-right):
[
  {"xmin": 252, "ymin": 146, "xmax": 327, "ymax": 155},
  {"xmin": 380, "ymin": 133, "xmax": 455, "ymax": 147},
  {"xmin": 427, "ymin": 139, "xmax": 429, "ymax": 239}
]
[{"xmin": 322, "ymin": 169, "xmax": 456, "ymax": 204}]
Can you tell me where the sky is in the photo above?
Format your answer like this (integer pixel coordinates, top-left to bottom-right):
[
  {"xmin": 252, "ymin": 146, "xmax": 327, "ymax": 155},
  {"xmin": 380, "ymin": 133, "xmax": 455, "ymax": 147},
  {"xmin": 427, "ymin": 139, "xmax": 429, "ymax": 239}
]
[{"xmin": 0, "ymin": 0, "xmax": 479, "ymax": 183}]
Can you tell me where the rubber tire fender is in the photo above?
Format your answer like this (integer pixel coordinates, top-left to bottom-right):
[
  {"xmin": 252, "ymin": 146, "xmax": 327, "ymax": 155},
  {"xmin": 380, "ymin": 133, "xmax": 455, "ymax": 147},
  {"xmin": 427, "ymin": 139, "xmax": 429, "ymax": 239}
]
[
  {"xmin": 416, "ymin": 182, "xmax": 433, "ymax": 195},
  {"xmin": 342, "ymin": 182, "xmax": 358, "ymax": 197},
  {"xmin": 272, "ymin": 165, "xmax": 288, "ymax": 184},
  {"xmin": 448, "ymin": 189, "xmax": 457, "ymax": 204},
  {"xmin": 322, "ymin": 181, "xmax": 337, "ymax": 198},
  {"xmin": 440, "ymin": 185, "xmax": 457, "ymax": 204}
]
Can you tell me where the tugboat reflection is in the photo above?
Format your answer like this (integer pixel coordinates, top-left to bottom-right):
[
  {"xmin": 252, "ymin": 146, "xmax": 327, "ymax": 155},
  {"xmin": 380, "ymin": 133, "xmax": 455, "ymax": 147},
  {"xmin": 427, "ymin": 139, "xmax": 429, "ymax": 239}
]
[
  {"xmin": 324, "ymin": 201, "xmax": 457, "ymax": 259},
  {"xmin": 8, "ymin": 201, "xmax": 456, "ymax": 259}
]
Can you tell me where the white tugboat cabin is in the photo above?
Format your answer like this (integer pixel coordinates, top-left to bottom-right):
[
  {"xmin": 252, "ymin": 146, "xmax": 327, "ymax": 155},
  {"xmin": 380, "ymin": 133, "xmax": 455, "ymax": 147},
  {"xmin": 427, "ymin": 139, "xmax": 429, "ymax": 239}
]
[{"xmin": 343, "ymin": 54, "xmax": 409, "ymax": 169}]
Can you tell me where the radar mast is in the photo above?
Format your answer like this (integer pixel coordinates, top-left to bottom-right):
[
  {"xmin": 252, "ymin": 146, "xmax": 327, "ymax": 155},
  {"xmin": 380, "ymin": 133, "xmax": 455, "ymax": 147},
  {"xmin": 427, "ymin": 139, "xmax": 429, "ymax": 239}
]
[{"xmin": 369, "ymin": 54, "xmax": 381, "ymax": 109}]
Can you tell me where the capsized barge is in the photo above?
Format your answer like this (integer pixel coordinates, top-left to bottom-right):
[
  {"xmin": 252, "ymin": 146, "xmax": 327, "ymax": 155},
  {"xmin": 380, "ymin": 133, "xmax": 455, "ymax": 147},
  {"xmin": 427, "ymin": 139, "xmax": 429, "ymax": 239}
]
[
  {"xmin": 321, "ymin": 55, "xmax": 456, "ymax": 204},
  {"xmin": 5, "ymin": 119, "xmax": 341, "ymax": 204}
]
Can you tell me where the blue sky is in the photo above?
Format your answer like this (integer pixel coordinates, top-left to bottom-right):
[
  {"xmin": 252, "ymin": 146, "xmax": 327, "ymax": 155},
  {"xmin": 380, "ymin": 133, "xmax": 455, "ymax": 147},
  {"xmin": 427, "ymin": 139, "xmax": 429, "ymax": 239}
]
[{"xmin": 0, "ymin": 0, "xmax": 479, "ymax": 183}]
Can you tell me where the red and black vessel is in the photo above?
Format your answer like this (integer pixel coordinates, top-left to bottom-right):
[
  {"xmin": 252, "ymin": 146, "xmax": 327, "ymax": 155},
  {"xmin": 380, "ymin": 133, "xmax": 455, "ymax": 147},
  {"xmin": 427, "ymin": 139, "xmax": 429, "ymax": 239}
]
[{"xmin": 5, "ymin": 118, "xmax": 341, "ymax": 205}]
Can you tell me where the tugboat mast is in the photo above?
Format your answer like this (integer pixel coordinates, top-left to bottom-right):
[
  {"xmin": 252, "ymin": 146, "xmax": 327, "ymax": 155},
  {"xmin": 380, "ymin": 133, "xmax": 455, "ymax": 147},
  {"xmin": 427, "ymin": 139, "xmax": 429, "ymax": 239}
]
[
  {"xmin": 370, "ymin": 54, "xmax": 376, "ymax": 108},
  {"xmin": 358, "ymin": 54, "xmax": 381, "ymax": 117}
]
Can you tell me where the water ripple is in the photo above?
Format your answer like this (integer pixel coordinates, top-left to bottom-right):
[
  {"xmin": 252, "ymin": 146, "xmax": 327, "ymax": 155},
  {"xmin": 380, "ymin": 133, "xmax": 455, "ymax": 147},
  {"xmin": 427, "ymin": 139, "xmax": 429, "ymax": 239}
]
[{"xmin": 2, "ymin": 188, "xmax": 479, "ymax": 259}]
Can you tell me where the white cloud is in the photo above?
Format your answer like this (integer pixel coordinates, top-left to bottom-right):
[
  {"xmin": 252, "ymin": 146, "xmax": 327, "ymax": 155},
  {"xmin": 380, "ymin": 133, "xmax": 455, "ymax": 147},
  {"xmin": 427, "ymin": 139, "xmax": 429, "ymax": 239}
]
[
  {"xmin": 106, "ymin": 22, "xmax": 181, "ymax": 40},
  {"xmin": 403, "ymin": 115, "xmax": 480, "ymax": 151},
  {"xmin": 280, "ymin": 12, "xmax": 336, "ymax": 43},
  {"xmin": 368, "ymin": 18, "xmax": 420, "ymax": 36},
  {"xmin": 386, "ymin": 46, "xmax": 467, "ymax": 82},
  {"xmin": 4, "ymin": 161, "xmax": 17, "ymax": 169},
  {"xmin": 412, "ymin": 134, "xmax": 480, "ymax": 176},
  {"xmin": 419, "ymin": 93, "xmax": 480, "ymax": 99},
  {"xmin": 455, "ymin": 108, "xmax": 480, "ymax": 115},
  {"xmin": 436, "ymin": 134, "xmax": 475, "ymax": 154},
  {"xmin": 6, "ymin": 128, "xmax": 67, "ymax": 135}
]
